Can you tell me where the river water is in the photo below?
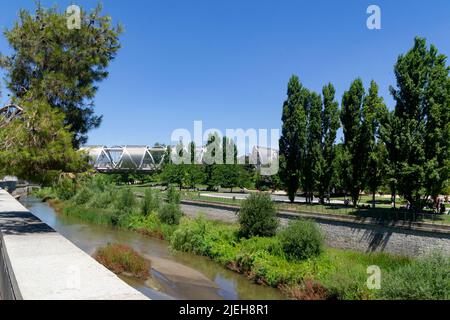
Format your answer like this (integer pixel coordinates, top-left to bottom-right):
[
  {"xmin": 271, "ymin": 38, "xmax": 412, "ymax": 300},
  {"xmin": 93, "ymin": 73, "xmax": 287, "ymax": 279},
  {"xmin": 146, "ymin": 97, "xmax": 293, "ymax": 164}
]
[{"xmin": 21, "ymin": 197, "xmax": 284, "ymax": 300}]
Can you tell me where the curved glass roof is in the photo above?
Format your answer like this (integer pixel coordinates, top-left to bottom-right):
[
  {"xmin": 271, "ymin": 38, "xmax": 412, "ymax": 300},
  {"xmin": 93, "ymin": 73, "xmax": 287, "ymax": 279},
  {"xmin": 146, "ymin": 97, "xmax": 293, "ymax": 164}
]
[{"xmin": 80, "ymin": 146, "xmax": 166, "ymax": 172}]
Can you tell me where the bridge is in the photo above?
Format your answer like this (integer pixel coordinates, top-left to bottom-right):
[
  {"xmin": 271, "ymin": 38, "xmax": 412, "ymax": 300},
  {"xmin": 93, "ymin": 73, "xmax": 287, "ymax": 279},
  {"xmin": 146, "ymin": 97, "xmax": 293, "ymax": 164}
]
[
  {"xmin": 81, "ymin": 145, "xmax": 279, "ymax": 173},
  {"xmin": 80, "ymin": 146, "xmax": 167, "ymax": 173}
]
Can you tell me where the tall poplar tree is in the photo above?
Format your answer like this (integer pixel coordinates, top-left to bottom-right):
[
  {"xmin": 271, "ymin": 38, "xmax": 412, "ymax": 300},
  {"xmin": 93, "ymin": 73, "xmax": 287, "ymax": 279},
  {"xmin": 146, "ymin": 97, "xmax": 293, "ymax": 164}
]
[
  {"xmin": 340, "ymin": 79, "xmax": 367, "ymax": 207},
  {"xmin": 363, "ymin": 81, "xmax": 387, "ymax": 208},
  {"xmin": 303, "ymin": 92, "xmax": 322, "ymax": 203},
  {"xmin": 204, "ymin": 132, "xmax": 222, "ymax": 190},
  {"xmin": 279, "ymin": 75, "xmax": 309, "ymax": 202},
  {"xmin": 317, "ymin": 84, "xmax": 340, "ymax": 203}
]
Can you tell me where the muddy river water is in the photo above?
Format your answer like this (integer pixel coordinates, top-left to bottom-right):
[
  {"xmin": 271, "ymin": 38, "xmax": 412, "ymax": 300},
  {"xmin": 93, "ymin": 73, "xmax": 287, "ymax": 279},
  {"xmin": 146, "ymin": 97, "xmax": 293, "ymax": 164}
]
[{"xmin": 21, "ymin": 197, "xmax": 285, "ymax": 300}]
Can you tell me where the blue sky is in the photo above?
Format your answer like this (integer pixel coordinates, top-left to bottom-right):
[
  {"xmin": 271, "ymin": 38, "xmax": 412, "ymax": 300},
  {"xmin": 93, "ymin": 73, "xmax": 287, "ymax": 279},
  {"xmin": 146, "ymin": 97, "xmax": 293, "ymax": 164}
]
[{"xmin": 1, "ymin": 0, "xmax": 450, "ymax": 151}]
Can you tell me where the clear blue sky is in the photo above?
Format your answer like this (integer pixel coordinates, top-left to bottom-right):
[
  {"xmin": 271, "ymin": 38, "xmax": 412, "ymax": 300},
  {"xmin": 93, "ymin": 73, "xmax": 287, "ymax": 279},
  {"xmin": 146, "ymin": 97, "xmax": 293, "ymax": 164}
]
[{"xmin": 1, "ymin": 0, "xmax": 450, "ymax": 149}]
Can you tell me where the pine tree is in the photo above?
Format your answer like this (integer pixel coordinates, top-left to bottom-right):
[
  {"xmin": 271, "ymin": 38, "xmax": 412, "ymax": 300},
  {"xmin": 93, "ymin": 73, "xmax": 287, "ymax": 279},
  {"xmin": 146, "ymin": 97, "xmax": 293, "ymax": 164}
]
[
  {"xmin": 0, "ymin": 98, "xmax": 85, "ymax": 184},
  {"xmin": 0, "ymin": 3, "xmax": 122, "ymax": 147}
]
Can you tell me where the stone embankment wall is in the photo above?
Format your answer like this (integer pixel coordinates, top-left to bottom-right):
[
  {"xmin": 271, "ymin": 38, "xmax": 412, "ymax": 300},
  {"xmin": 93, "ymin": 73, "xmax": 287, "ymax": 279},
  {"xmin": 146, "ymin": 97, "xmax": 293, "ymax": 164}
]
[{"xmin": 181, "ymin": 200, "xmax": 450, "ymax": 257}]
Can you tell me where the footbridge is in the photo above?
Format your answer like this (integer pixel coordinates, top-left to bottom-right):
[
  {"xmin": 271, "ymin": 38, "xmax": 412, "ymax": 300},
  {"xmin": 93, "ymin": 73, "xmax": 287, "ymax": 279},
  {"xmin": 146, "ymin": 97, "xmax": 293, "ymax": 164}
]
[
  {"xmin": 81, "ymin": 145, "xmax": 279, "ymax": 173},
  {"xmin": 80, "ymin": 146, "xmax": 167, "ymax": 173}
]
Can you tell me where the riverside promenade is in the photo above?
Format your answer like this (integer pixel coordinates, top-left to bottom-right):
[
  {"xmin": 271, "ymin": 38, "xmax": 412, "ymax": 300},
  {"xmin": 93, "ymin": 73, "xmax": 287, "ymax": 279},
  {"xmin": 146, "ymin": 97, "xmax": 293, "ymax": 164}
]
[{"xmin": 0, "ymin": 189, "xmax": 148, "ymax": 300}]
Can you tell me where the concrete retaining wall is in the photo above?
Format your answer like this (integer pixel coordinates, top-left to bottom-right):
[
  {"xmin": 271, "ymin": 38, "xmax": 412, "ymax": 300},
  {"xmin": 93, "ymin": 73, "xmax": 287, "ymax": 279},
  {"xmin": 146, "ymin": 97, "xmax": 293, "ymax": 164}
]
[
  {"xmin": 292, "ymin": 217, "xmax": 450, "ymax": 257},
  {"xmin": 0, "ymin": 232, "xmax": 21, "ymax": 300},
  {"xmin": 0, "ymin": 189, "xmax": 148, "ymax": 300}
]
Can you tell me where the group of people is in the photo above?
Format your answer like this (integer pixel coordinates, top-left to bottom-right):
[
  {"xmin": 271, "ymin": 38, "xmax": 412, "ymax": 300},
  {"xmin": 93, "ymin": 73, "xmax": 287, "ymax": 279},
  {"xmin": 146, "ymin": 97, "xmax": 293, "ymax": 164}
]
[
  {"xmin": 435, "ymin": 196, "xmax": 448, "ymax": 215},
  {"xmin": 391, "ymin": 196, "xmax": 449, "ymax": 215}
]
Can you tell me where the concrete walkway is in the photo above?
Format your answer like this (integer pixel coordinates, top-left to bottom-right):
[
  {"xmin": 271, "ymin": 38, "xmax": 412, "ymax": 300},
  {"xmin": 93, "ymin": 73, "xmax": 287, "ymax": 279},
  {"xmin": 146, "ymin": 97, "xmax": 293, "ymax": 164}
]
[{"xmin": 0, "ymin": 189, "xmax": 148, "ymax": 300}]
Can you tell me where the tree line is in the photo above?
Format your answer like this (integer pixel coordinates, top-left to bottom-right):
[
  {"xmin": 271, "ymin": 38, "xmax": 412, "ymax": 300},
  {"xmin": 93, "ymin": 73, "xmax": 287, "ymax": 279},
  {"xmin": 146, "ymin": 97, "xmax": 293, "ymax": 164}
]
[
  {"xmin": 280, "ymin": 37, "xmax": 450, "ymax": 209},
  {"xmin": 160, "ymin": 134, "xmax": 254, "ymax": 192}
]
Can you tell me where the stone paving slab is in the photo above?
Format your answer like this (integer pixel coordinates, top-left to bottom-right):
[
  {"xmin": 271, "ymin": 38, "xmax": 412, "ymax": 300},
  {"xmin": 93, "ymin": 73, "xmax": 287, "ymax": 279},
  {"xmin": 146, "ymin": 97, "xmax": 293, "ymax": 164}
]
[{"xmin": 0, "ymin": 189, "xmax": 148, "ymax": 300}]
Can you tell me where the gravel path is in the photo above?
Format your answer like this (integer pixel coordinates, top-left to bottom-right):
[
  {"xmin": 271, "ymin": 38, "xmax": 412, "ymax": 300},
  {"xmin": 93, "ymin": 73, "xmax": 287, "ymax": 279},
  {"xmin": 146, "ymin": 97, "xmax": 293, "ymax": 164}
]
[
  {"xmin": 181, "ymin": 202, "xmax": 291, "ymax": 227},
  {"xmin": 200, "ymin": 192, "xmax": 345, "ymax": 205},
  {"xmin": 180, "ymin": 203, "xmax": 239, "ymax": 224}
]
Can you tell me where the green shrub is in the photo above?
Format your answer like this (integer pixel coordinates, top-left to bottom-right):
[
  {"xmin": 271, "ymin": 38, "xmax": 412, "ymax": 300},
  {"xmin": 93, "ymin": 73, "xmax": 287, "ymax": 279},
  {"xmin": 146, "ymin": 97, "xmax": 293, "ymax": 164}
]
[
  {"xmin": 380, "ymin": 252, "xmax": 450, "ymax": 300},
  {"xmin": 72, "ymin": 187, "xmax": 93, "ymax": 205},
  {"xmin": 171, "ymin": 216, "xmax": 209, "ymax": 254},
  {"xmin": 114, "ymin": 188, "xmax": 136, "ymax": 212},
  {"xmin": 123, "ymin": 212, "xmax": 176, "ymax": 240},
  {"xmin": 239, "ymin": 237, "xmax": 284, "ymax": 257},
  {"xmin": 167, "ymin": 186, "xmax": 180, "ymax": 204},
  {"xmin": 158, "ymin": 203, "xmax": 182, "ymax": 225},
  {"xmin": 63, "ymin": 205, "xmax": 114, "ymax": 226},
  {"xmin": 141, "ymin": 189, "xmax": 161, "ymax": 215},
  {"xmin": 238, "ymin": 193, "xmax": 279, "ymax": 238},
  {"xmin": 94, "ymin": 243, "xmax": 150, "ymax": 279},
  {"xmin": 33, "ymin": 187, "xmax": 56, "ymax": 199},
  {"xmin": 88, "ymin": 189, "xmax": 114, "ymax": 209},
  {"xmin": 171, "ymin": 216, "xmax": 239, "ymax": 261},
  {"xmin": 90, "ymin": 174, "xmax": 113, "ymax": 192},
  {"xmin": 278, "ymin": 219, "xmax": 324, "ymax": 261},
  {"xmin": 319, "ymin": 268, "xmax": 370, "ymax": 300},
  {"xmin": 55, "ymin": 178, "xmax": 76, "ymax": 200}
]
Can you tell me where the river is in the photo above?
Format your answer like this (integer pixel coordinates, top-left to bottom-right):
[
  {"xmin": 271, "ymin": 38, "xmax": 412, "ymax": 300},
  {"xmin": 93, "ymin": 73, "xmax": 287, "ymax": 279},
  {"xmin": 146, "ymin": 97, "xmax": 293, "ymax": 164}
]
[{"xmin": 21, "ymin": 197, "xmax": 285, "ymax": 300}]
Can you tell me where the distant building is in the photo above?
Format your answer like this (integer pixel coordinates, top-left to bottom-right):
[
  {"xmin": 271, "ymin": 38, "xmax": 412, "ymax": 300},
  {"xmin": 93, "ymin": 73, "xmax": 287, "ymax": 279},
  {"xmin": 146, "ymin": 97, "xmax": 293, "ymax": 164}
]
[{"xmin": 250, "ymin": 146, "xmax": 279, "ymax": 167}]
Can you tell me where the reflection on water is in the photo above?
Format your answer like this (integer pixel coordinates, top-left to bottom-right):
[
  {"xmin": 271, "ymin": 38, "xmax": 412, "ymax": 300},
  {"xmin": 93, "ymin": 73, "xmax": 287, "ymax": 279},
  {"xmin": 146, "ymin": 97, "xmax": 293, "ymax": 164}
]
[{"xmin": 21, "ymin": 197, "xmax": 285, "ymax": 300}]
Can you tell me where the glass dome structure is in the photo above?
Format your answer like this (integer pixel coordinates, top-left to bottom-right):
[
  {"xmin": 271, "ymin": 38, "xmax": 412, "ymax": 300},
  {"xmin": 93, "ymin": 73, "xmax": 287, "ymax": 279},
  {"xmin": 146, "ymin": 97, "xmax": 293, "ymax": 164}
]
[{"xmin": 80, "ymin": 146, "xmax": 167, "ymax": 172}]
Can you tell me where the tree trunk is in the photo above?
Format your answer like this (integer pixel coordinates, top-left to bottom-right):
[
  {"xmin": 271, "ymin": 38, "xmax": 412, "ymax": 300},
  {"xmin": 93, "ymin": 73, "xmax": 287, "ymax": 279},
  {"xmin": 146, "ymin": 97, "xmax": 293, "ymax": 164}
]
[
  {"xmin": 393, "ymin": 191, "xmax": 396, "ymax": 209},
  {"xmin": 372, "ymin": 191, "xmax": 376, "ymax": 209},
  {"xmin": 352, "ymin": 189, "xmax": 359, "ymax": 208}
]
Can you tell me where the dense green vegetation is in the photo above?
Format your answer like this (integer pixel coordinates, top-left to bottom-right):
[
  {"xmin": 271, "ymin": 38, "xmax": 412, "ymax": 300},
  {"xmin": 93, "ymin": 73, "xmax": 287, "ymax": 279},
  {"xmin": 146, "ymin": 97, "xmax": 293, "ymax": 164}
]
[
  {"xmin": 35, "ymin": 175, "xmax": 450, "ymax": 300},
  {"xmin": 379, "ymin": 253, "xmax": 450, "ymax": 300},
  {"xmin": 0, "ymin": 2, "xmax": 121, "ymax": 184},
  {"xmin": 237, "ymin": 193, "xmax": 279, "ymax": 238},
  {"xmin": 279, "ymin": 220, "xmax": 324, "ymax": 261},
  {"xmin": 94, "ymin": 244, "xmax": 150, "ymax": 280},
  {"xmin": 0, "ymin": 3, "xmax": 122, "ymax": 147},
  {"xmin": 141, "ymin": 189, "xmax": 161, "ymax": 216},
  {"xmin": 0, "ymin": 99, "xmax": 86, "ymax": 184}
]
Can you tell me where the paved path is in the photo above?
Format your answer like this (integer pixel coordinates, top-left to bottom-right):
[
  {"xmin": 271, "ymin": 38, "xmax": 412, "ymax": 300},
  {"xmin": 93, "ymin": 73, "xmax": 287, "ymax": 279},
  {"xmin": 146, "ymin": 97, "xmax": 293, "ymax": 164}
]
[
  {"xmin": 181, "ymin": 201, "xmax": 292, "ymax": 227},
  {"xmin": 199, "ymin": 192, "xmax": 345, "ymax": 205},
  {"xmin": 0, "ymin": 189, "xmax": 148, "ymax": 300}
]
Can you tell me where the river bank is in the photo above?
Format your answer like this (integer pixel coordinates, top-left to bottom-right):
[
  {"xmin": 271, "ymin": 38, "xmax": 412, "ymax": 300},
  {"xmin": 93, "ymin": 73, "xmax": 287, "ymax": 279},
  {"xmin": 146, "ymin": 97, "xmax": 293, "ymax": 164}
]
[
  {"xmin": 40, "ymin": 196, "xmax": 406, "ymax": 300},
  {"xmin": 22, "ymin": 197, "xmax": 284, "ymax": 300},
  {"xmin": 33, "ymin": 178, "xmax": 450, "ymax": 300}
]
